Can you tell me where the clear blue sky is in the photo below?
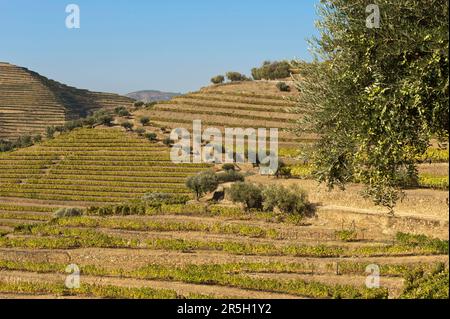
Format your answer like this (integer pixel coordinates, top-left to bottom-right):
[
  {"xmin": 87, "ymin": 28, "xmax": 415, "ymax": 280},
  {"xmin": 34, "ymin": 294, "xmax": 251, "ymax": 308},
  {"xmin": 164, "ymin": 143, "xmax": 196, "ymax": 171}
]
[{"xmin": 0, "ymin": 0, "xmax": 319, "ymax": 94}]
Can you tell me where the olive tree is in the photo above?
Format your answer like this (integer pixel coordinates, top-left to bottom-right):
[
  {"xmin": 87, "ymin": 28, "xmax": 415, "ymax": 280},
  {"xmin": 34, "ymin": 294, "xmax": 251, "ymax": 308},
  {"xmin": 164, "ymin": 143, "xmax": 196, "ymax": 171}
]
[
  {"xmin": 292, "ymin": 0, "xmax": 449, "ymax": 211},
  {"xmin": 186, "ymin": 171, "xmax": 219, "ymax": 200}
]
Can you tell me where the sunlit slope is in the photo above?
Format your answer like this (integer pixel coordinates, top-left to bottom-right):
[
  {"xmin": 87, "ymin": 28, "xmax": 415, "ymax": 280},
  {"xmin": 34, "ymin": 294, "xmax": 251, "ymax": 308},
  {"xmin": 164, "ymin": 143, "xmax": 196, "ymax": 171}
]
[
  {"xmin": 137, "ymin": 81, "xmax": 316, "ymax": 147},
  {"xmin": 0, "ymin": 62, "xmax": 134, "ymax": 140},
  {"xmin": 0, "ymin": 128, "xmax": 208, "ymax": 204}
]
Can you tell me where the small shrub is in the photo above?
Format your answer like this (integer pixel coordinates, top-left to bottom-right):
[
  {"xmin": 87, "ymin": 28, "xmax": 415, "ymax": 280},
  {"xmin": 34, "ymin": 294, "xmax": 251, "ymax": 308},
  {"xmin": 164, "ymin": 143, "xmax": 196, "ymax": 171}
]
[
  {"xmin": 114, "ymin": 106, "xmax": 130, "ymax": 117},
  {"xmin": 140, "ymin": 116, "xmax": 150, "ymax": 126},
  {"xmin": 16, "ymin": 135, "xmax": 33, "ymax": 148},
  {"xmin": 275, "ymin": 161, "xmax": 291, "ymax": 178},
  {"xmin": 134, "ymin": 101, "xmax": 145, "ymax": 108},
  {"xmin": 0, "ymin": 140, "xmax": 14, "ymax": 152},
  {"xmin": 121, "ymin": 121, "xmax": 134, "ymax": 131},
  {"xmin": 211, "ymin": 75, "xmax": 225, "ymax": 84},
  {"xmin": 32, "ymin": 134, "xmax": 42, "ymax": 143},
  {"xmin": 145, "ymin": 132, "xmax": 158, "ymax": 141},
  {"xmin": 226, "ymin": 72, "xmax": 250, "ymax": 82},
  {"xmin": 186, "ymin": 171, "xmax": 219, "ymax": 200},
  {"xmin": 276, "ymin": 82, "xmax": 290, "ymax": 92},
  {"xmin": 93, "ymin": 110, "xmax": 114, "ymax": 126},
  {"xmin": 82, "ymin": 116, "xmax": 97, "ymax": 127},
  {"xmin": 163, "ymin": 137, "xmax": 174, "ymax": 146},
  {"xmin": 63, "ymin": 120, "xmax": 83, "ymax": 131},
  {"xmin": 262, "ymin": 184, "xmax": 311, "ymax": 216},
  {"xmin": 46, "ymin": 126, "xmax": 56, "ymax": 138},
  {"xmin": 53, "ymin": 208, "xmax": 83, "ymax": 218},
  {"xmin": 252, "ymin": 60, "xmax": 292, "ymax": 80},
  {"xmin": 228, "ymin": 182, "xmax": 263, "ymax": 211}
]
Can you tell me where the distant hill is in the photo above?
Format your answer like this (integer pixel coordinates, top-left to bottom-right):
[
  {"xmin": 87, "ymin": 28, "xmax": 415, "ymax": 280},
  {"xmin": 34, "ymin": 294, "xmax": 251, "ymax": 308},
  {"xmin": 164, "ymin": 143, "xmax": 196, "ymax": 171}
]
[
  {"xmin": 0, "ymin": 62, "xmax": 134, "ymax": 140},
  {"xmin": 126, "ymin": 90, "xmax": 182, "ymax": 103}
]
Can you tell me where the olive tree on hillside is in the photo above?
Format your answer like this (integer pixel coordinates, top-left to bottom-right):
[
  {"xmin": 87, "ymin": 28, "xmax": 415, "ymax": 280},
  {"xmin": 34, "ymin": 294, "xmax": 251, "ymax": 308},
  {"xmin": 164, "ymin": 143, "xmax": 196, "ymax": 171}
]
[
  {"xmin": 211, "ymin": 75, "xmax": 225, "ymax": 84},
  {"xmin": 292, "ymin": 0, "xmax": 449, "ymax": 211},
  {"xmin": 226, "ymin": 72, "xmax": 249, "ymax": 82},
  {"xmin": 252, "ymin": 61, "xmax": 292, "ymax": 80},
  {"xmin": 186, "ymin": 171, "xmax": 219, "ymax": 200}
]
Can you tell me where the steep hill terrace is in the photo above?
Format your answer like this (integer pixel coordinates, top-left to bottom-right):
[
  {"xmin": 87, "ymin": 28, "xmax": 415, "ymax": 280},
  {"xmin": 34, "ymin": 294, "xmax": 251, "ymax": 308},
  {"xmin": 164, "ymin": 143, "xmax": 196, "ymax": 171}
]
[
  {"xmin": 0, "ymin": 127, "xmax": 208, "ymax": 205},
  {"xmin": 136, "ymin": 81, "xmax": 315, "ymax": 148},
  {"xmin": 0, "ymin": 62, "xmax": 134, "ymax": 140}
]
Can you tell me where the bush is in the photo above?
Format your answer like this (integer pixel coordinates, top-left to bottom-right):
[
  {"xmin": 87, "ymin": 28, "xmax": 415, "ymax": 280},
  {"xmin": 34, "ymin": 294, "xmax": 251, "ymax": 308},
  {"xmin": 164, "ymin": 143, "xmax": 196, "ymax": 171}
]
[
  {"xmin": 252, "ymin": 60, "xmax": 292, "ymax": 80},
  {"xmin": 121, "ymin": 121, "xmax": 134, "ymax": 131},
  {"xmin": 226, "ymin": 72, "xmax": 250, "ymax": 82},
  {"xmin": 46, "ymin": 126, "xmax": 56, "ymax": 138},
  {"xmin": 0, "ymin": 139, "xmax": 14, "ymax": 152},
  {"xmin": 140, "ymin": 116, "xmax": 150, "ymax": 126},
  {"xmin": 114, "ymin": 106, "xmax": 130, "ymax": 117},
  {"xmin": 53, "ymin": 207, "xmax": 83, "ymax": 218},
  {"xmin": 186, "ymin": 171, "xmax": 219, "ymax": 200},
  {"xmin": 275, "ymin": 161, "xmax": 291, "ymax": 178},
  {"xmin": 64, "ymin": 119, "xmax": 84, "ymax": 131},
  {"xmin": 262, "ymin": 184, "xmax": 311, "ymax": 216},
  {"xmin": 222, "ymin": 163, "xmax": 235, "ymax": 171},
  {"xmin": 16, "ymin": 135, "xmax": 33, "ymax": 148},
  {"xmin": 134, "ymin": 101, "xmax": 145, "ymax": 108},
  {"xmin": 93, "ymin": 110, "xmax": 114, "ymax": 126},
  {"xmin": 228, "ymin": 182, "xmax": 263, "ymax": 210},
  {"xmin": 1, "ymin": 134, "xmax": 34, "ymax": 152},
  {"xmin": 276, "ymin": 82, "xmax": 291, "ymax": 92},
  {"xmin": 145, "ymin": 132, "xmax": 157, "ymax": 141},
  {"xmin": 211, "ymin": 75, "xmax": 225, "ymax": 84},
  {"xmin": 32, "ymin": 134, "xmax": 42, "ymax": 143},
  {"xmin": 216, "ymin": 170, "xmax": 245, "ymax": 183},
  {"xmin": 82, "ymin": 116, "xmax": 97, "ymax": 127},
  {"xmin": 163, "ymin": 137, "xmax": 174, "ymax": 146}
]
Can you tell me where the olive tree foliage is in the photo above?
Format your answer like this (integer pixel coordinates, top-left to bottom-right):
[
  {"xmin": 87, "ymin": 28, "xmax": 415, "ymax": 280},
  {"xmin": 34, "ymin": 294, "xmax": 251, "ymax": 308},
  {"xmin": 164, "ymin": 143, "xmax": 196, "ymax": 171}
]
[
  {"xmin": 252, "ymin": 61, "xmax": 292, "ymax": 80},
  {"xmin": 291, "ymin": 0, "xmax": 449, "ymax": 211},
  {"xmin": 186, "ymin": 171, "xmax": 219, "ymax": 200}
]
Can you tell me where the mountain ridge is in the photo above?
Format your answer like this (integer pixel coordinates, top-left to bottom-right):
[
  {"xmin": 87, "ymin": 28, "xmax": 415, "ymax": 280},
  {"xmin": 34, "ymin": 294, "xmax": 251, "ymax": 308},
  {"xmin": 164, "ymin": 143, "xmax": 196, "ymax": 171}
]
[{"xmin": 126, "ymin": 90, "xmax": 182, "ymax": 103}]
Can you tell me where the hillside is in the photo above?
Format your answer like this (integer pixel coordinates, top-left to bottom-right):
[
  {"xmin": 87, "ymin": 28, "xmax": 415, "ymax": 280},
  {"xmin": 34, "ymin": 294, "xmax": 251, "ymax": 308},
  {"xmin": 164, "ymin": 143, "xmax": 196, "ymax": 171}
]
[
  {"xmin": 0, "ymin": 88, "xmax": 447, "ymax": 298},
  {"xmin": 135, "ymin": 81, "xmax": 313, "ymax": 148},
  {"xmin": 126, "ymin": 90, "xmax": 181, "ymax": 103},
  {"xmin": 0, "ymin": 62, "xmax": 134, "ymax": 141},
  {"xmin": 0, "ymin": 127, "xmax": 208, "ymax": 204}
]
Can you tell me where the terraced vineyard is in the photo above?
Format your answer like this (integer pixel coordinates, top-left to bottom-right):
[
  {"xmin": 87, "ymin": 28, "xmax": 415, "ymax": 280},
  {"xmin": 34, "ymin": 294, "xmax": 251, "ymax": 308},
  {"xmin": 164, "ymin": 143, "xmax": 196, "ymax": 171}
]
[
  {"xmin": 0, "ymin": 125, "xmax": 447, "ymax": 299},
  {"xmin": 0, "ymin": 200, "xmax": 448, "ymax": 299},
  {"xmin": 0, "ymin": 82, "xmax": 447, "ymax": 299},
  {"xmin": 0, "ymin": 127, "xmax": 208, "ymax": 205},
  {"xmin": 0, "ymin": 62, "xmax": 133, "ymax": 140},
  {"xmin": 136, "ymin": 81, "xmax": 313, "ymax": 147}
]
